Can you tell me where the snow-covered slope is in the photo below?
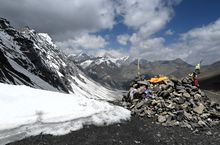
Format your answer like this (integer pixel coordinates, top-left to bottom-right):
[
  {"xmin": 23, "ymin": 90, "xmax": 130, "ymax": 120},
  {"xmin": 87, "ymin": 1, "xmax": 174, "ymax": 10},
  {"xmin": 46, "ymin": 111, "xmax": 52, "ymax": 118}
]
[
  {"xmin": 0, "ymin": 83, "xmax": 130, "ymax": 145},
  {"xmin": 0, "ymin": 18, "xmax": 119, "ymax": 100},
  {"xmin": 0, "ymin": 18, "xmax": 131, "ymax": 145}
]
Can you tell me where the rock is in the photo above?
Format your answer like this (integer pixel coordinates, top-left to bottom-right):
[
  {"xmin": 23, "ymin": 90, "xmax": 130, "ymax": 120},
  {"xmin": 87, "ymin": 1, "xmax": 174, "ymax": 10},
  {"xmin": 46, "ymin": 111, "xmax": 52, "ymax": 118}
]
[
  {"xmin": 194, "ymin": 94, "xmax": 201, "ymax": 100},
  {"xmin": 138, "ymin": 85, "xmax": 147, "ymax": 94},
  {"xmin": 165, "ymin": 102, "xmax": 175, "ymax": 109},
  {"xmin": 144, "ymin": 109, "xmax": 153, "ymax": 116},
  {"xmin": 176, "ymin": 111, "xmax": 184, "ymax": 121},
  {"xmin": 183, "ymin": 92, "xmax": 190, "ymax": 98},
  {"xmin": 200, "ymin": 113, "xmax": 210, "ymax": 119},
  {"xmin": 198, "ymin": 120, "xmax": 207, "ymax": 127},
  {"xmin": 124, "ymin": 75, "xmax": 220, "ymax": 131},
  {"xmin": 173, "ymin": 91, "xmax": 182, "ymax": 97},
  {"xmin": 160, "ymin": 90, "xmax": 170, "ymax": 98},
  {"xmin": 137, "ymin": 81, "xmax": 149, "ymax": 86},
  {"xmin": 216, "ymin": 105, "xmax": 220, "ymax": 111},
  {"xmin": 191, "ymin": 86, "xmax": 198, "ymax": 91},
  {"xmin": 178, "ymin": 89, "xmax": 186, "ymax": 93},
  {"xmin": 160, "ymin": 84, "xmax": 168, "ymax": 90},
  {"xmin": 170, "ymin": 76, "xmax": 178, "ymax": 84},
  {"xmin": 158, "ymin": 115, "xmax": 166, "ymax": 123},
  {"xmin": 189, "ymin": 99, "xmax": 196, "ymax": 107},
  {"xmin": 190, "ymin": 92, "xmax": 195, "ymax": 96},
  {"xmin": 139, "ymin": 112, "xmax": 146, "ymax": 117},
  {"xmin": 181, "ymin": 103, "xmax": 189, "ymax": 110},
  {"xmin": 193, "ymin": 103, "xmax": 205, "ymax": 114},
  {"xmin": 136, "ymin": 101, "xmax": 145, "ymax": 109},
  {"xmin": 176, "ymin": 85, "xmax": 185, "ymax": 90},
  {"xmin": 165, "ymin": 120, "xmax": 179, "ymax": 127},
  {"xmin": 185, "ymin": 87, "xmax": 192, "ymax": 93},
  {"xmin": 163, "ymin": 79, "xmax": 174, "ymax": 87},
  {"xmin": 178, "ymin": 98, "xmax": 185, "ymax": 104},
  {"xmin": 151, "ymin": 100, "xmax": 160, "ymax": 105},
  {"xmin": 180, "ymin": 121, "xmax": 192, "ymax": 129},
  {"xmin": 132, "ymin": 99, "xmax": 139, "ymax": 104},
  {"xmin": 184, "ymin": 111, "xmax": 193, "ymax": 120},
  {"xmin": 167, "ymin": 87, "xmax": 173, "ymax": 93},
  {"xmin": 206, "ymin": 131, "xmax": 212, "ymax": 135},
  {"xmin": 130, "ymin": 104, "xmax": 135, "ymax": 109}
]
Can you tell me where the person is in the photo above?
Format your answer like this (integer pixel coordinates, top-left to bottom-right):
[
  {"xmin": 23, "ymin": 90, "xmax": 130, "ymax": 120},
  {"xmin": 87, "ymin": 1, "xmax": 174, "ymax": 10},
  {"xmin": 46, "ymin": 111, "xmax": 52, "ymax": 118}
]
[
  {"xmin": 192, "ymin": 72, "xmax": 198, "ymax": 87},
  {"xmin": 192, "ymin": 60, "xmax": 202, "ymax": 87}
]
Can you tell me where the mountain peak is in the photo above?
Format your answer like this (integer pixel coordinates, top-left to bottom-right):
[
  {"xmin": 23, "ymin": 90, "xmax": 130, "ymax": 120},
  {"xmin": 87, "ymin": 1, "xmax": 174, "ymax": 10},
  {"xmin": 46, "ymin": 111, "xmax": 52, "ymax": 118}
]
[{"xmin": 0, "ymin": 18, "xmax": 10, "ymax": 29}]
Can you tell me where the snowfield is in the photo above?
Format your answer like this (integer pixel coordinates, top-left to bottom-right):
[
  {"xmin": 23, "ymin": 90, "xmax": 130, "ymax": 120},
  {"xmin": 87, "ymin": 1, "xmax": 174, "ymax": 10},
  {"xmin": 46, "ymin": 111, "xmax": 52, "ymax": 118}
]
[{"xmin": 0, "ymin": 83, "xmax": 130, "ymax": 145}]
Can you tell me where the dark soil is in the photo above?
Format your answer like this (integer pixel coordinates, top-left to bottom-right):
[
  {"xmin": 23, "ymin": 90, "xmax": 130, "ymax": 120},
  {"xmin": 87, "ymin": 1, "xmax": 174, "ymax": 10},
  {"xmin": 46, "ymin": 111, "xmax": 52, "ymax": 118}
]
[
  {"xmin": 7, "ymin": 116, "xmax": 220, "ymax": 145},
  {"xmin": 199, "ymin": 74, "xmax": 220, "ymax": 91}
]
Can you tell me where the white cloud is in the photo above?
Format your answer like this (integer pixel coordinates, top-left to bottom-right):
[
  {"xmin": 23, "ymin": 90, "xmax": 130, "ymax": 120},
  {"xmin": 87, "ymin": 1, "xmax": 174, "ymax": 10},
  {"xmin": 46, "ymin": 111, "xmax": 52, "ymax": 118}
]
[
  {"xmin": 94, "ymin": 48, "xmax": 127, "ymax": 58},
  {"xmin": 129, "ymin": 37, "xmax": 166, "ymax": 58},
  {"xmin": 178, "ymin": 18, "xmax": 220, "ymax": 64},
  {"xmin": 117, "ymin": 0, "xmax": 181, "ymax": 39},
  {"xmin": 117, "ymin": 34, "xmax": 130, "ymax": 45},
  {"xmin": 165, "ymin": 29, "xmax": 174, "ymax": 35},
  {"xmin": 129, "ymin": 18, "xmax": 220, "ymax": 64},
  {"xmin": 0, "ymin": 0, "xmax": 116, "ymax": 40},
  {"xmin": 56, "ymin": 33, "xmax": 108, "ymax": 54},
  {"xmin": 116, "ymin": 0, "xmax": 182, "ymax": 61}
]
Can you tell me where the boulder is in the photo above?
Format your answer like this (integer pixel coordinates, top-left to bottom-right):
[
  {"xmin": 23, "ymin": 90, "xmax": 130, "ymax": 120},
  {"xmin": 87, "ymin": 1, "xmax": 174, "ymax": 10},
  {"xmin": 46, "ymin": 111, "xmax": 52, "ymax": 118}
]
[
  {"xmin": 182, "ymin": 92, "xmax": 190, "ymax": 98},
  {"xmin": 136, "ymin": 100, "xmax": 145, "ymax": 109},
  {"xmin": 158, "ymin": 115, "xmax": 166, "ymax": 123},
  {"xmin": 193, "ymin": 103, "xmax": 205, "ymax": 114},
  {"xmin": 138, "ymin": 85, "xmax": 147, "ymax": 94}
]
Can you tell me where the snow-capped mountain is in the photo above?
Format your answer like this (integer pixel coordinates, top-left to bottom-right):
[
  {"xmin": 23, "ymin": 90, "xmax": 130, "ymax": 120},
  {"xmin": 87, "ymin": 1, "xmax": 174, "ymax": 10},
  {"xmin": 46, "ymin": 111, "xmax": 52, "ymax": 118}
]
[
  {"xmin": 72, "ymin": 52, "xmax": 195, "ymax": 89},
  {"xmin": 68, "ymin": 52, "xmax": 94, "ymax": 63},
  {"xmin": 69, "ymin": 53, "xmax": 131, "ymax": 89},
  {"xmin": 0, "ymin": 18, "xmax": 119, "ymax": 100},
  {"xmin": 70, "ymin": 52, "xmax": 130, "ymax": 68},
  {"xmin": 0, "ymin": 18, "xmax": 130, "ymax": 145}
]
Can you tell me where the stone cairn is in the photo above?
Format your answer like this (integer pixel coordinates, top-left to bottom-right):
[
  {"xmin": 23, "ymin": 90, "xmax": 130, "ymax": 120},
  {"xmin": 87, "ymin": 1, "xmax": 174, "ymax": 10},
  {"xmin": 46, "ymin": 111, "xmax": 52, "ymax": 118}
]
[{"xmin": 122, "ymin": 75, "xmax": 220, "ymax": 130}]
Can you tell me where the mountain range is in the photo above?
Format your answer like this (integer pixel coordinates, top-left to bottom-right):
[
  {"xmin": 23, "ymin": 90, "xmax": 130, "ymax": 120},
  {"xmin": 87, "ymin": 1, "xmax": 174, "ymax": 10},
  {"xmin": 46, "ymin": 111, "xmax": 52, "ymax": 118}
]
[
  {"xmin": 71, "ymin": 52, "xmax": 220, "ymax": 90},
  {"xmin": 1, "ymin": 17, "xmax": 219, "ymax": 93},
  {"xmin": 0, "ymin": 18, "xmax": 117, "ymax": 100}
]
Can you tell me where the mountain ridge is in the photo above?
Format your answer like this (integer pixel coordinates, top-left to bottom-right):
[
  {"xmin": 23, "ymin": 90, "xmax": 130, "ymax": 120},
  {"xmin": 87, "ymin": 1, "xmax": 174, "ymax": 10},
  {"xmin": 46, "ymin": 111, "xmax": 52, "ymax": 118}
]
[{"xmin": 72, "ymin": 52, "xmax": 220, "ymax": 89}]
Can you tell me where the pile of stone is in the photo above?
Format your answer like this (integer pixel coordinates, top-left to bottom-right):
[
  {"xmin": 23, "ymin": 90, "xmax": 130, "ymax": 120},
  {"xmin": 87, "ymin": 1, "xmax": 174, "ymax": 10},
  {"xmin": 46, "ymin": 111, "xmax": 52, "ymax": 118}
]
[{"xmin": 122, "ymin": 76, "xmax": 220, "ymax": 130}]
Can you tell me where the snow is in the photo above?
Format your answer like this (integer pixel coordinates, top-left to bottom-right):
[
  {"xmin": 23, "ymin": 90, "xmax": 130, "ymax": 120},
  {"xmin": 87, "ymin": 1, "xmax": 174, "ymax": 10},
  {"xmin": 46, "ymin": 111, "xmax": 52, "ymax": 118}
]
[
  {"xmin": 38, "ymin": 33, "xmax": 54, "ymax": 46},
  {"xmin": 78, "ymin": 55, "xmax": 130, "ymax": 68},
  {"xmin": 71, "ymin": 74, "xmax": 118, "ymax": 101},
  {"xmin": 80, "ymin": 60, "xmax": 93, "ymax": 69},
  {"xmin": 0, "ymin": 83, "xmax": 130, "ymax": 145}
]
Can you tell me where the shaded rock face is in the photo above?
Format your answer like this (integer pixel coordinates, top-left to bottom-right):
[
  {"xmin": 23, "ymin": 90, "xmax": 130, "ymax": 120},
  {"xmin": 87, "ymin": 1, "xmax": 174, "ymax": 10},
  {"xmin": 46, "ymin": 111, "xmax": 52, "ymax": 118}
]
[
  {"xmin": 0, "ymin": 18, "xmax": 81, "ymax": 93},
  {"xmin": 69, "ymin": 55, "xmax": 132, "ymax": 89},
  {"xmin": 122, "ymin": 75, "xmax": 220, "ymax": 130}
]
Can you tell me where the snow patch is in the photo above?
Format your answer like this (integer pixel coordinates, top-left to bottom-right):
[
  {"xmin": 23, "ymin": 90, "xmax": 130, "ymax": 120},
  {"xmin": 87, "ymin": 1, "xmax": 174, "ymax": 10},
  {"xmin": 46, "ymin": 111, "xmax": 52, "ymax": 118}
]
[
  {"xmin": 0, "ymin": 83, "xmax": 130, "ymax": 145},
  {"xmin": 80, "ymin": 60, "xmax": 93, "ymax": 69}
]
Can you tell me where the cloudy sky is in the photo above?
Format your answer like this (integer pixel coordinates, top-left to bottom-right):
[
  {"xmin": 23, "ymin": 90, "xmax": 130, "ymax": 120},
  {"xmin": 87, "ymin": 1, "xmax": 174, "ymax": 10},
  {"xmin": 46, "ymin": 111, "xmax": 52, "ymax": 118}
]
[{"xmin": 0, "ymin": 0, "xmax": 220, "ymax": 64}]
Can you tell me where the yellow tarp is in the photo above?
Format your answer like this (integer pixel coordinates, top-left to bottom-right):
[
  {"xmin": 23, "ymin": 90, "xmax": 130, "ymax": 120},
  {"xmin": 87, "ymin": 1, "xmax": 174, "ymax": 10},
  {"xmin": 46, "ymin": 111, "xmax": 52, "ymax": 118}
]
[{"xmin": 148, "ymin": 76, "xmax": 168, "ymax": 83}]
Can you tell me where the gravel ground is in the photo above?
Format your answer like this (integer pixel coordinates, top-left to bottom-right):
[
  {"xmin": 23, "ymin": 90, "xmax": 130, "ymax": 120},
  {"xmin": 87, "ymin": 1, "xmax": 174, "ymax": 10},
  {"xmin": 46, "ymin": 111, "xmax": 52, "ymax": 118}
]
[{"xmin": 7, "ymin": 116, "xmax": 220, "ymax": 145}]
